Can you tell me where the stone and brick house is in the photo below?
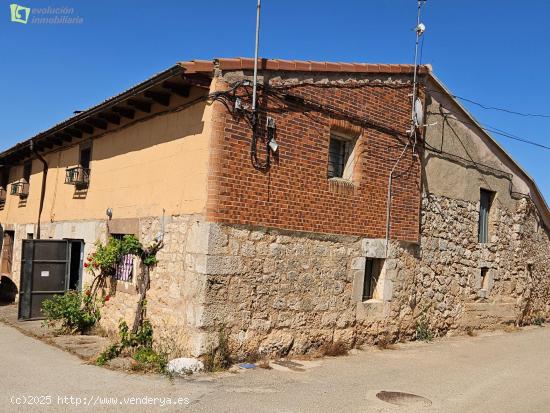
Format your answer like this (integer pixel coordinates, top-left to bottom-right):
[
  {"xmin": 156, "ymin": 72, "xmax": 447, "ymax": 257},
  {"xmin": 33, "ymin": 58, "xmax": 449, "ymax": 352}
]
[{"xmin": 0, "ymin": 58, "xmax": 548, "ymax": 357}]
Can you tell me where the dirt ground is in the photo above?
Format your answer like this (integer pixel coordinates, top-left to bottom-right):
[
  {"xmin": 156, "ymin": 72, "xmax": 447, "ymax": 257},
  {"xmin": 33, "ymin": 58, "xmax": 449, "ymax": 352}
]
[{"xmin": 1, "ymin": 320, "xmax": 550, "ymax": 412}]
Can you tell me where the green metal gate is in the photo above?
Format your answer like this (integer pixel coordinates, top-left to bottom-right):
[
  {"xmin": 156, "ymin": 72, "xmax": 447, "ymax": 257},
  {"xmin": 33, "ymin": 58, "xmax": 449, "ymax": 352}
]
[{"xmin": 18, "ymin": 239, "xmax": 70, "ymax": 320}]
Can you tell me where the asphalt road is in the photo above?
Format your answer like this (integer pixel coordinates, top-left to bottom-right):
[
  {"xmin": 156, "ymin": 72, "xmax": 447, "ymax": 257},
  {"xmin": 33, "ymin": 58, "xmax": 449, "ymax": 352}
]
[{"xmin": 1, "ymin": 322, "xmax": 549, "ymax": 413}]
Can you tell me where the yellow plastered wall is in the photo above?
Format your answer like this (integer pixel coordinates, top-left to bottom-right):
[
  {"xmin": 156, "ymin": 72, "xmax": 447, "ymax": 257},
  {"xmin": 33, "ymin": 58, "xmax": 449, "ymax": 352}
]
[{"xmin": 0, "ymin": 89, "xmax": 212, "ymax": 227}]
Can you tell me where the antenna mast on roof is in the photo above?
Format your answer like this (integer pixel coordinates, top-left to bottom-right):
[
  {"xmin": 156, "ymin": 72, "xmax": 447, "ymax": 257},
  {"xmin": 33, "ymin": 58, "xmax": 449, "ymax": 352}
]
[
  {"xmin": 411, "ymin": 0, "xmax": 426, "ymax": 152},
  {"xmin": 252, "ymin": 0, "xmax": 261, "ymax": 113}
]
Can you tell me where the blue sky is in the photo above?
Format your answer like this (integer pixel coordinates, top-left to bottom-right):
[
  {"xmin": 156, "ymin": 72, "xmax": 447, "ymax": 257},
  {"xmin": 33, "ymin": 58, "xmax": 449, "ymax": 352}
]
[{"xmin": 1, "ymin": 0, "xmax": 549, "ymax": 201}]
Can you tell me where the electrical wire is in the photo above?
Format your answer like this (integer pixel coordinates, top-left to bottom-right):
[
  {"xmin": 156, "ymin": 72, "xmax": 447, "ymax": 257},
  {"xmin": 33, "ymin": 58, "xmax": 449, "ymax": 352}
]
[
  {"xmin": 427, "ymin": 88, "xmax": 550, "ymax": 119},
  {"xmin": 427, "ymin": 109, "xmax": 550, "ymax": 151},
  {"xmin": 454, "ymin": 95, "xmax": 550, "ymax": 119}
]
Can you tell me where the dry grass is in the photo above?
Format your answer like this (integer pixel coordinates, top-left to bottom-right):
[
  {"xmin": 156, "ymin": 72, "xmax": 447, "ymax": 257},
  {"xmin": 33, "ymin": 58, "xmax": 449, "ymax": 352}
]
[
  {"xmin": 503, "ymin": 325, "xmax": 520, "ymax": 333},
  {"xmin": 318, "ymin": 340, "xmax": 348, "ymax": 357},
  {"xmin": 465, "ymin": 327, "xmax": 477, "ymax": 337},
  {"xmin": 257, "ymin": 359, "xmax": 272, "ymax": 370},
  {"xmin": 376, "ymin": 334, "xmax": 397, "ymax": 350}
]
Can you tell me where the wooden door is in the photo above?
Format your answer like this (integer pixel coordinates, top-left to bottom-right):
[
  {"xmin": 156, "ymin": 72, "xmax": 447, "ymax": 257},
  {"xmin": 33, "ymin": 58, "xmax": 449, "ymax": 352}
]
[{"xmin": 1, "ymin": 231, "xmax": 14, "ymax": 274}]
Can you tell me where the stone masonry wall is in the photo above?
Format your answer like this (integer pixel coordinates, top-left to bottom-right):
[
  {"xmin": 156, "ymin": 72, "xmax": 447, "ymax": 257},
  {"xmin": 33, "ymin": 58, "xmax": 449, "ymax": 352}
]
[
  {"xmin": 408, "ymin": 194, "xmax": 550, "ymax": 333},
  {"xmin": 199, "ymin": 224, "xmax": 364, "ymax": 356},
  {"xmin": 198, "ymin": 193, "xmax": 550, "ymax": 357},
  {"xmin": 100, "ymin": 214, "xmax": 210, "ymax": 357}
]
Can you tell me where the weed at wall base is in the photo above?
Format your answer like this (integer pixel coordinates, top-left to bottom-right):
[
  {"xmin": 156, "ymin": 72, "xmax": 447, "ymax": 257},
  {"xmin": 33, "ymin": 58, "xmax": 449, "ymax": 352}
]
[{"xmin": 415, "ymin": 317, "xmax": 434, "ymax": 342}]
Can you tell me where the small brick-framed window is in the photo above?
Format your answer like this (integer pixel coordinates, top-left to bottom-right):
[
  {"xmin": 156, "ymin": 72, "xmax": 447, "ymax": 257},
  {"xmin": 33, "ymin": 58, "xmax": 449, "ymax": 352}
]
[{"xmin": 328, "ymin": 133, "xmax": 356, "ymax": 179}]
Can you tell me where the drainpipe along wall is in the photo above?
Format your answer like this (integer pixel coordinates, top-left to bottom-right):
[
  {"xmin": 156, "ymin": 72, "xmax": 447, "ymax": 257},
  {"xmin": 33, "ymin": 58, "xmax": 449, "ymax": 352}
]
[{"xmin": 30, "ymin": 141, "xmax": 48, "ymax": 240}]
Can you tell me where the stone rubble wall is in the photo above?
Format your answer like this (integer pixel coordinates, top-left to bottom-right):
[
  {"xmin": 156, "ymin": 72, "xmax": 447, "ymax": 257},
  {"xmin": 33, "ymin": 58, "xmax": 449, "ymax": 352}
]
[
  {"xmin": 199, "ymin": 225, "xmax": 364, "ymax": 356},
  {"xmin": 197, "ymin": 193, "xmax": 550, "ymax": 357}
]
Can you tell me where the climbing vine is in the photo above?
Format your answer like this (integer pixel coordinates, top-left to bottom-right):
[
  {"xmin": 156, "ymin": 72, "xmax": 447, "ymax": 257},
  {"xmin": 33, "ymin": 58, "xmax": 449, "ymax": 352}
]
[{"xmin": 85, "ymin": 234, "xmax": 163, "ymax": 333}]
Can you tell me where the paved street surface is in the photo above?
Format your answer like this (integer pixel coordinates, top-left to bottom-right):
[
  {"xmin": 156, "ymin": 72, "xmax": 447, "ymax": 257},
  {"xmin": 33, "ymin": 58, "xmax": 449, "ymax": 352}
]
[{"xmin": 1, "ymin": 322, "xmax": 549, "ymax": 413}]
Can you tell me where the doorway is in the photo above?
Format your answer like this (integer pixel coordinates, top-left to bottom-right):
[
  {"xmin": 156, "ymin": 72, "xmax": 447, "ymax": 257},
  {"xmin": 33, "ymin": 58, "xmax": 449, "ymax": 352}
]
[
  {"xmin": 68, "ymin": 240, "xmax": 84, "ymax": 291},
  {"xmin": 1, "ymin": 231, "xmax": 14, "ymax": 275}
]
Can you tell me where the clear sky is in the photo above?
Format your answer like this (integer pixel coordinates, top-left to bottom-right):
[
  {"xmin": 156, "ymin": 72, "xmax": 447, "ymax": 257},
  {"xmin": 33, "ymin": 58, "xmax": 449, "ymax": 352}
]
[{"xmin": 1, "ymin": 0, "xmax": 549, "ymax": 201}]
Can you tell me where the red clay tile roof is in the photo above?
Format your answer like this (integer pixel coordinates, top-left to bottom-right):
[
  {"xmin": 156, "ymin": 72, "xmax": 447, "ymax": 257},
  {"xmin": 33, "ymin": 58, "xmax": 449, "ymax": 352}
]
[{"xmin": 178, "ymin": 58, "xmax": 431, "ymax": 75}]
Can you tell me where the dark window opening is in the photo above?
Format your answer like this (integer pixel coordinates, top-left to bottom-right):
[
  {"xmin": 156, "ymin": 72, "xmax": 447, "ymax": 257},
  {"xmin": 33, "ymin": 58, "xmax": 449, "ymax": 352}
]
[
  {"xmin": 363, "ymin": 258, "xmax": 383, "ymax": 301},
  {"xmin": 328, "ymin": 134, "xmax": 353, "ymax": 179},
  {"xmin": 111, "ymin": 234, "xmax": 134, "ymax": 282},
  {"xmin": 480, "ymin": 267, "xmax": 489, "ymax": 290},
  {"xmin": 68, "ymin": 241, "xmax": 83, "ymax": 290},
  {"xmin": 23, "ymin": 161, "xmax": 32, "ymax": 183},
  {"xmin": 80, "ymin": 146, "xmax": 91, "ymax": 170},
  {"xmin": 0, "ymin": 168, "xmax": 9, "ymax": 203},
  {"xmin": 0, "ymin": 168, "xmax": 9, "ymax": 189},
  {"xmin": 478, "ymin": 189, "xmax": 494, "ymax": 243}
]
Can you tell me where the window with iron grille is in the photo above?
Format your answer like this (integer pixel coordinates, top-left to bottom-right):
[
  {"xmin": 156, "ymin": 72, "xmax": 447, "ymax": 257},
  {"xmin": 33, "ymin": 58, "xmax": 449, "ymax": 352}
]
[
  {"xmin": 478, "ymin": 189, "xmax": 494, "ymax": 243},
  {"xmin": 363, "ymin": 258, "xmax": 383, "ymax": 301},
  {"xmin": 328, "ymin": 134, "xmax": 354, "ymax": 179},
  {"xmin": 111, "ymin": 234, "xmax": 134, "ymax": 282}
]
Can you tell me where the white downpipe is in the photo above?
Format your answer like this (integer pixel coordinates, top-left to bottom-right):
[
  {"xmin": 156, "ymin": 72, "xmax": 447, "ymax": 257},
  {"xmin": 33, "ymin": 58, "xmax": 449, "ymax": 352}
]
[{"xmin": 385, "ymin": 142, "xmax": 410, "ymax": 258}]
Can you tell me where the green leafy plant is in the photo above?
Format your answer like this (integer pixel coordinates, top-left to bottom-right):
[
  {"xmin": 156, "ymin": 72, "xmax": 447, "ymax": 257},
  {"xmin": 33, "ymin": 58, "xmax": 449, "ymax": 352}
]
[
  {"xmin": 96, "ymin": 319, "xmax": 166, "ymax": 373},
  {"xmin": 533, "ymin": 316, "xmax": 545, "ymax": 326},
  {"xmin": 42, "ymin": 290, "xmax": 100, "ymax": 334},
  {"xmin": 95, "ymin": 343, "xmax": 121, "ymax": 366},
  {"xmin": 415, "ymin": 316, "xmax": 434, "ymax": 342},
  {"xmin": 132, "ymin": 347, "xmax": 167, "ymax": 373},
  {"xmin": 86, "ymin": 234, "xmax": 163, "ymax": 336},
  {"xmin": 86, "ymin": 235, "xmax": 143, "ymax": 277}
]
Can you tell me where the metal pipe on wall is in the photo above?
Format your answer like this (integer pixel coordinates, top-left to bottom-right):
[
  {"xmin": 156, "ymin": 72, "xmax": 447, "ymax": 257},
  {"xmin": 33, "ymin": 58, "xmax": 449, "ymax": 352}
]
[
  {"xmin": 385, "ymin": 142, "xmax": 410, "ymax": 257},
  {"xmin": 30, "ymin": 141, "xmax": 48, "ymax": 240}
]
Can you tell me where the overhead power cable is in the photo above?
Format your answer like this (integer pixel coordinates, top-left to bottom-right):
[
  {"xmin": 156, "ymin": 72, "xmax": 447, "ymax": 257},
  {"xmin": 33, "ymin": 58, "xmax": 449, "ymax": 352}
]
[
  {"xmin": 455, "ymin": 95, "xmax": 550, "ymax": 118},
  {"xmin": 427, "ymin": 110, "xmax": 550, "ymax": 151},
  {"xmin": 427, "ymin": 88, "xmax": 550, "ymax": 119}
]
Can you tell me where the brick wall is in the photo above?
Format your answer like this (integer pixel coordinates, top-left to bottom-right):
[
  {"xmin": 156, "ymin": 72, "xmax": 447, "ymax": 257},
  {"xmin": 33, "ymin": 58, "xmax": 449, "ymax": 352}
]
[{"xmin": 206, "ymin": 73, "xmax": 422, "ymax": 242}]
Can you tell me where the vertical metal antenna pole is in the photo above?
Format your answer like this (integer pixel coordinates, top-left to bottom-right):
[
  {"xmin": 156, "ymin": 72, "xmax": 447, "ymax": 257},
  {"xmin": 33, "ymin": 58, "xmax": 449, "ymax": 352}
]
[
  {"xmin": 411, "ymin": 0, "xmax": 422, "ymax": 116},
  {"xmin": 252, "ymin": 0, "xmax": 261, "ymax": 113},
  {"xmin": 411, "ymin": 0, "xmax": 424, "ymax": 152},
  {"xmin": 384, "ymin": 1, "xmax": 424, "ymax": 257}
]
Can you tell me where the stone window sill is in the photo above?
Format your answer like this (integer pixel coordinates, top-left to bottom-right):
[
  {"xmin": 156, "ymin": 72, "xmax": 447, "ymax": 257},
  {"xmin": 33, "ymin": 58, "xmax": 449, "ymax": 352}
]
[
  {"xmin": 362, "ymin": 298, "xmax": 383, "ymax": 305},
  {"xmin": 328, "ymin": 177, "xmax": 357, "ymax": 196},
  {"xmin": 356, "ymin": 299, "xmax": 385, "ymax": 321}
]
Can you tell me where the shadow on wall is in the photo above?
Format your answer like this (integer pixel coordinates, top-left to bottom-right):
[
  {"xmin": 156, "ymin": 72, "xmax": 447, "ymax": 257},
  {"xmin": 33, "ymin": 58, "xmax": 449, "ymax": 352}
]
[{"xmin": 0, "ymin": 276, "xmax": 18, "ymax": 304}]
